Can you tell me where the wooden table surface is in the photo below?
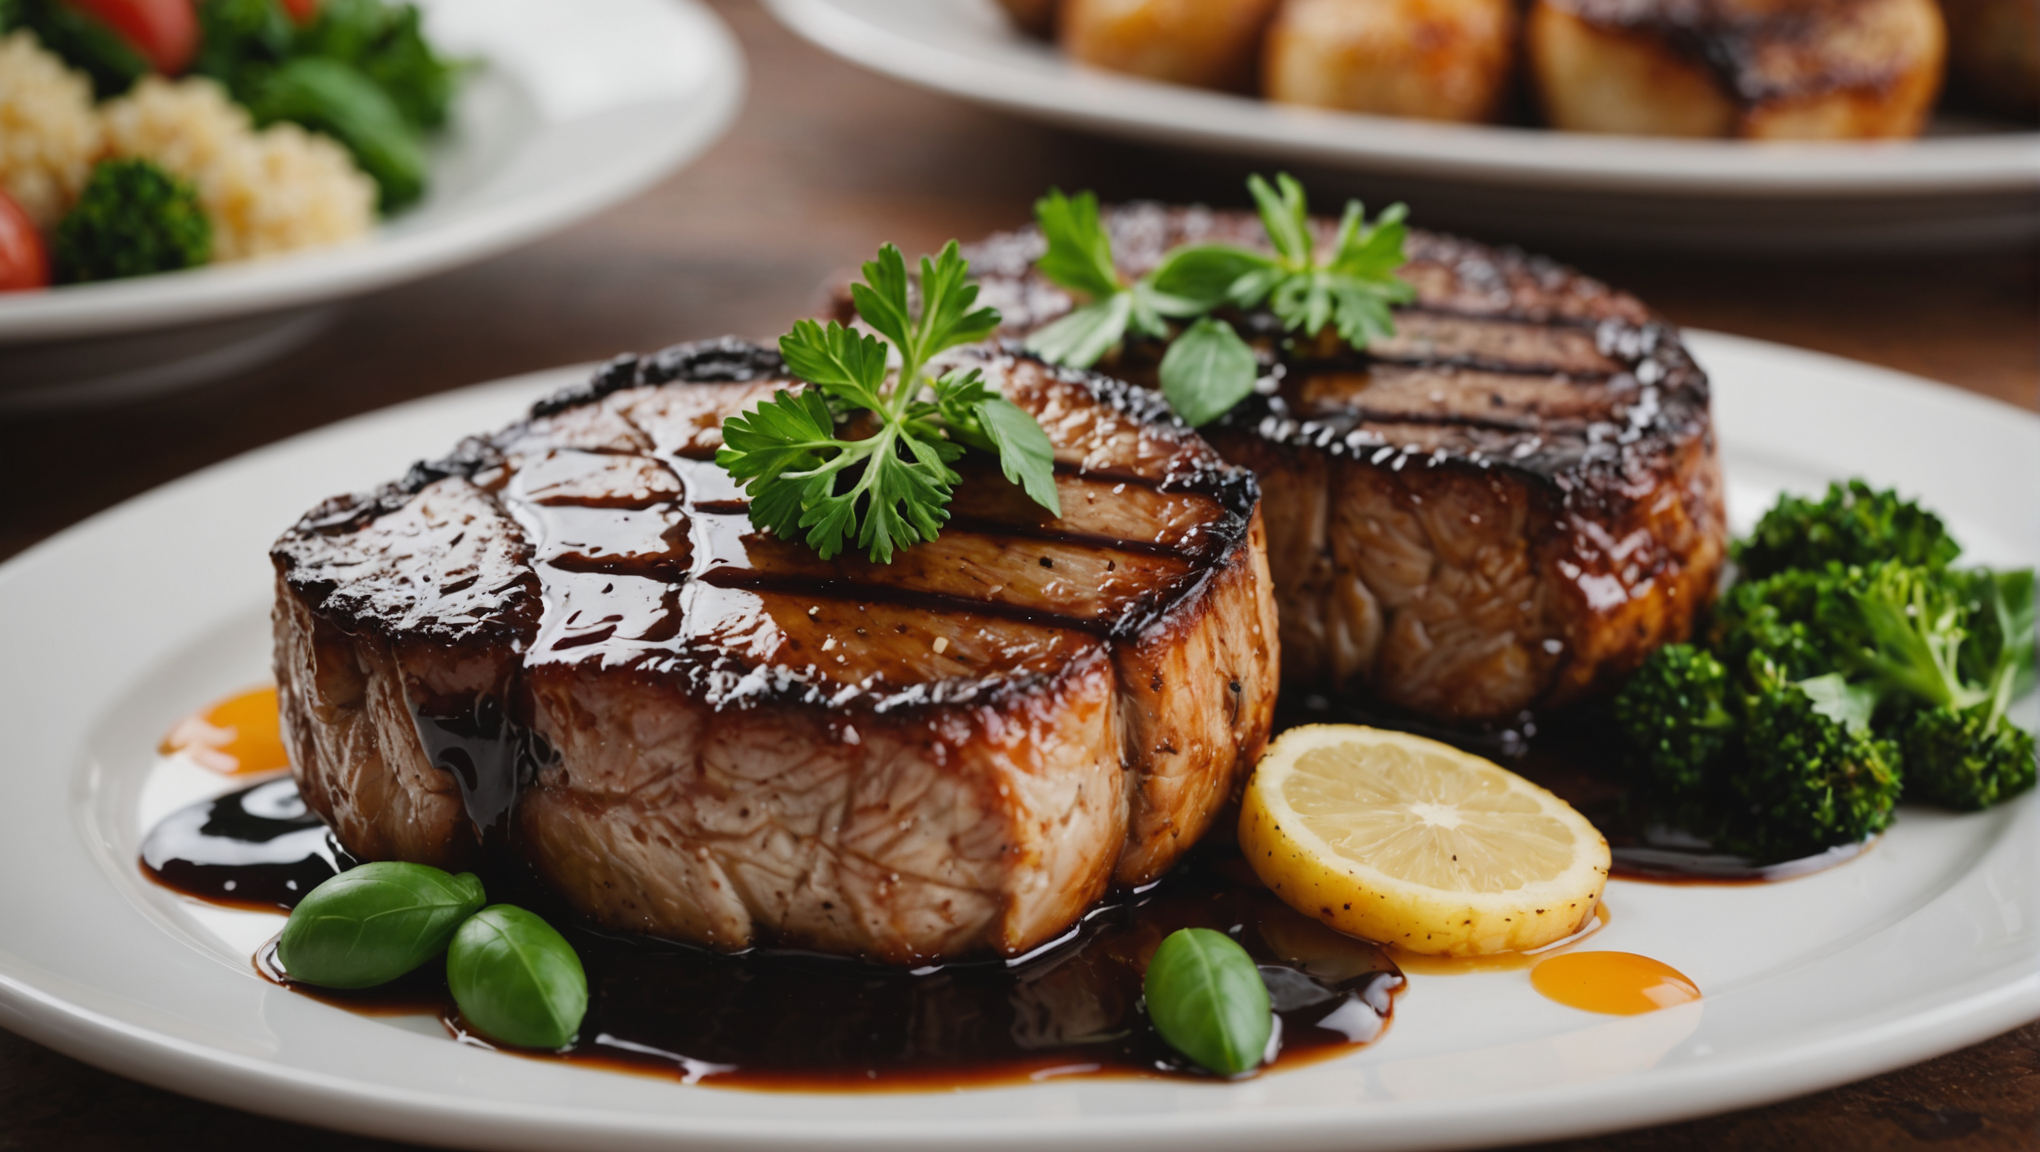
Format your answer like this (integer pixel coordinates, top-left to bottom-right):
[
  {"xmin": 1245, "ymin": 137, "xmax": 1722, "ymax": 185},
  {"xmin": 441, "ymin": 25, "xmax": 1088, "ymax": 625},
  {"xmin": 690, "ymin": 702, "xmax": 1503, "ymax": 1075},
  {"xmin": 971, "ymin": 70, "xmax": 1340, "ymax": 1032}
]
[{"xmin": 2, "ymin": 1, "xmax": 2036, "ymax": 1147}]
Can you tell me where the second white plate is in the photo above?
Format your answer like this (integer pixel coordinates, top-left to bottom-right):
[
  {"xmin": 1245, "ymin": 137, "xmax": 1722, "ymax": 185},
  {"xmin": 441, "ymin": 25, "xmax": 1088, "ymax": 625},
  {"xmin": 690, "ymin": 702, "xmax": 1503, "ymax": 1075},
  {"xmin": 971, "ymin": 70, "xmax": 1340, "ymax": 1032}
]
[
  {"xmin": 0, "ymin": 0, "xmax": 744, "ymax": 409},
  {"xmin": 764, "ymin": 0, "xmax": 2040, "ymax": 253}
]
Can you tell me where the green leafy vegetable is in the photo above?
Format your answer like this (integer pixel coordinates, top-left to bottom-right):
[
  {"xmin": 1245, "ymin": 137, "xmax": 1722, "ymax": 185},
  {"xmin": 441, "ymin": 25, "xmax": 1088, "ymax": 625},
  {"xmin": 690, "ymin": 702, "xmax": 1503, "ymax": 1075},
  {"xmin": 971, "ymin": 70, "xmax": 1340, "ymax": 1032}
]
[
  {"xmin": 297, "ymin": 0, "xmax": 460, "ymax": 131},
  {"xmin": 276, "ymin": 861, "xmax": 486, "ymax": 989},
  {"xmin": 1160, "ymin": 317, "xmax": 1258, "ymax": 428},
  {"xmin": 1143, "ymin": 927, "xmax": 1272, "ymax": 1077},
  {"xmin": 192, "ymin": 0, "xmax": 297, "ymax": 98},
  {"xmin": 717, "ymin": 242, "xmax": 1060, "ymax": 563},
  {"xmin": 247, "ymin": 56, "xmax": 426, "ymax": 209},
  {"xmin": 446, "ymin": 904, "xmax": 588, "ymax": 1050},
  {"xmin": 52, "ymin": 159, "xmax": 211, "ymax": 283}
]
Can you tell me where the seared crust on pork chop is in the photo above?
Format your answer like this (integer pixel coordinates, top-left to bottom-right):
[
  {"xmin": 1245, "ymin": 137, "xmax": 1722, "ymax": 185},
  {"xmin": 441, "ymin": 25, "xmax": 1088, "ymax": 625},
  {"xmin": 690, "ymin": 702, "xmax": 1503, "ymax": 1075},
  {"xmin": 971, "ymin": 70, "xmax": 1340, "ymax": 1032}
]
[
  {"xmin": 273, "ymin": 339, "xmax": 1278, "ymax": 963},
  {"xmin": 952, "ymin": 204, "xmax": 1726, "ymax": 723}
]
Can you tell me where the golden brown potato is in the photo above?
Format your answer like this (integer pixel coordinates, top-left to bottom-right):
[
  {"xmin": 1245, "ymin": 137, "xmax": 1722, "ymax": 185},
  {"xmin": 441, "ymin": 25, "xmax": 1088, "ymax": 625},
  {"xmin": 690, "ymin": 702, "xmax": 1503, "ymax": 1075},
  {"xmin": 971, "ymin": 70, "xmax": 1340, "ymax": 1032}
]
[
  {"xmin": 1058, "ymin": 0, "xmax": 1284, "ymax": 92},
  {"xmin": 997, "ymin": 0, "xmax": 1061, "ymax": 38},
  {"xmin": 1940, "ymin": 0, "xmax": 2039, "ymax": 118},
  {"xmin": 1527, "ymin": 0, "xmax": 1946, "ymax": 138},
  {"xmin": 1262, "ymin": 0, "xmax": 1517, "ymax": 122}
]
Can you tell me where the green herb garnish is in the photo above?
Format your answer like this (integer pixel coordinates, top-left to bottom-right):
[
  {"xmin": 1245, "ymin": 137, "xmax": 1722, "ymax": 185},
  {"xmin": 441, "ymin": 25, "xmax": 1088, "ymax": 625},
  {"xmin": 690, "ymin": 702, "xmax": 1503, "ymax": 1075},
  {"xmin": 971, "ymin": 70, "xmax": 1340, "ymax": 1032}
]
[
  {"xmin": 1142, "ymin": 927, "xmax": 1273, "ymax": 1076},
  {"xmin": 447, "ymin": 904, "xmax": 589, "ymax": 1050},
  {"xmin": 1222, "ymin": 173, "xmax": 1415, "ymax": 348},
  {"xmin": 1023, "ymin": 175, "xmax": 1412, "ymax": 428},
  {"xmin": 276, "ymin": 861, "xmax": 486, "ymax": 989},
  {"xmin": 717, "ymin": 242, "xmax": 1061, "ymax": 564}
]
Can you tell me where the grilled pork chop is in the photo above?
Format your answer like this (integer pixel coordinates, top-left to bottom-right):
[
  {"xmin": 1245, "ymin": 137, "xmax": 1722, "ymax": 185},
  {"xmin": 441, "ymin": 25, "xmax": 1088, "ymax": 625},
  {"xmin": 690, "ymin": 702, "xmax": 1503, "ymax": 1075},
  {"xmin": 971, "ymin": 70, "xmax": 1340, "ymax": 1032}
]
[
  {"xmin": 955, "ymin": 205, "xmax": 1726, "ymax": 724},
  {"xmin": 272, "ymin": 339, "xmax": 1278, "ymax": 963}
]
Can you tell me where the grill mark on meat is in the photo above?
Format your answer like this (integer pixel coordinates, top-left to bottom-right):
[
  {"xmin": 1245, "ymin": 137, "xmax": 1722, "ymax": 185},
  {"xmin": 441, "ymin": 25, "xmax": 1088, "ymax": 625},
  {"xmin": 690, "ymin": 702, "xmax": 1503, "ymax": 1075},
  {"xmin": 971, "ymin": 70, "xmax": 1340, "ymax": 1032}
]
[
  {"xmin": 686, "ymin": 574, "xmax": 1129, "ymax": 637},
  {"xmin": 274, "ymin": 340, "xmax": 1280, "ymax": 962},
  {"xmin": 959, "ymin": 206, "xmax": 1725, "ymax": 723}
]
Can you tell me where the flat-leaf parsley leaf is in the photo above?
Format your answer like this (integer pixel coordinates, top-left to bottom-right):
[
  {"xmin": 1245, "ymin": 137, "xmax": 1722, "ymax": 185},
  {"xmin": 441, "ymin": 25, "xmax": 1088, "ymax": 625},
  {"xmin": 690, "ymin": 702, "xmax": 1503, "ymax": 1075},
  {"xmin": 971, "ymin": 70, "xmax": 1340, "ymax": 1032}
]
[
  {"xmin": 717, "ymin": 242, "xmax": 1061, "ymax": 564},
  {"xmin": 1022, "ymin": 176, "xmax": 1415, "ymax": 429}
]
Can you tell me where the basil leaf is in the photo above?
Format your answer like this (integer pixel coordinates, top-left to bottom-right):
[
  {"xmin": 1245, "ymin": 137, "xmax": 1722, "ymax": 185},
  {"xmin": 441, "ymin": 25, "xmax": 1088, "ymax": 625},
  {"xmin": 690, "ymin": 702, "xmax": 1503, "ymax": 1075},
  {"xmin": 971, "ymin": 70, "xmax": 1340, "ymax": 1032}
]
[
  {"xmin": 1159, "ymin": 318, "xmax": 1258, "ymax": 427},
  {"xmin": 1147, "ymin": 245, "xmax": 1275, "ymax": 311},
  {"xmin": 1143, "ymin": 927, "xmax": 1272, "ymax": 1076},
  {"xmin": 276, "ymin": 862, "xmax": 485, "ymax": 989},
  {"xmin": 1025, "ymin": 293, "xmax": 1132, "ymax": 369},
  {"xmin": 447, "ymin": 904, "xmax": 588, "ymax": 1050}
]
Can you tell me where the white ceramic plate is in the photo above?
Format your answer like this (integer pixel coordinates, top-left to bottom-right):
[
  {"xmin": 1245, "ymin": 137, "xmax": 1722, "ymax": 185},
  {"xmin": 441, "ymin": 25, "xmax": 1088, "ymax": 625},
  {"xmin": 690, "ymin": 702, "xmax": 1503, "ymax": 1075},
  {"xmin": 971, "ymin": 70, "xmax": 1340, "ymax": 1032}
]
[
  {"xmin": 763, "ymin": 0, "xmax": 2040, "ymax": 253},
  {"xmin": 0, "ymin": 332, "xmax": 2035, "ymax": 1152},
  {"xmin": 0, "ymin": 0, "xmax": 744, "ymax": 409}
]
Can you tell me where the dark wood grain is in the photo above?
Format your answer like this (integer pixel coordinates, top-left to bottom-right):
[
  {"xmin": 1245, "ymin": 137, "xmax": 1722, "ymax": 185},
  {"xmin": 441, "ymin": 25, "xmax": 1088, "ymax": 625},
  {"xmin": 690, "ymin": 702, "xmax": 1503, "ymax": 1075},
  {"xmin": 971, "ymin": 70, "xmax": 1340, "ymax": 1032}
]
[{"xmin": 1, "ymin": 1, "xmax": 2035, "ymax": 1147}]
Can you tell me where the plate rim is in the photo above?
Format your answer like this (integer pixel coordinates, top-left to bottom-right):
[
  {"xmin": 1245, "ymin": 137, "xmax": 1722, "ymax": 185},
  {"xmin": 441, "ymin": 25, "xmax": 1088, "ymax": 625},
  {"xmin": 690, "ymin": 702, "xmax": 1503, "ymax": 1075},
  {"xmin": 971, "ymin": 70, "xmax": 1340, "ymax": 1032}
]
[
  {"xmin": 761, "ymin": 0, "xmax": 2040, "ymax": 198},
  {"xmin": 0, "ymin": 0, "xmax": 747, "ymax": 345},
  {"xmin": 0, "ymin": 334, "xmax": 2036, "ymax": 1152}
]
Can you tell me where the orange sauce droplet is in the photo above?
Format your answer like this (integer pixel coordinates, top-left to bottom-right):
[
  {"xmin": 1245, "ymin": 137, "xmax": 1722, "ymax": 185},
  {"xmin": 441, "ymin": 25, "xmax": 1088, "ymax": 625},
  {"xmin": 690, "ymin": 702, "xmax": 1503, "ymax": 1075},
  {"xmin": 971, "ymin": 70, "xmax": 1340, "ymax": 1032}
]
[
  {"xmin": 159, "ymin": 686, "xmax": 289, "ymax": 775},
  {"xmin": 1531, "ymin": 951, "xmax": 1700, "ymax": 1015}
]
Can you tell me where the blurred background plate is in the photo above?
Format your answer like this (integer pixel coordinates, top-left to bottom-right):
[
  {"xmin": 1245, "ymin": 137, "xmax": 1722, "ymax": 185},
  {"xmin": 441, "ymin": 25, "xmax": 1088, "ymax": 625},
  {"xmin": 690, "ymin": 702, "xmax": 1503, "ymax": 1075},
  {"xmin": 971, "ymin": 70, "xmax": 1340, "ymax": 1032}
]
[
  {"xmin": 763, "ymin": 0, "xmax": 2040, "ymax": 255},
  {"xmin": 0, "ymin": 0, "xmax": 745, "ymax": 413}
]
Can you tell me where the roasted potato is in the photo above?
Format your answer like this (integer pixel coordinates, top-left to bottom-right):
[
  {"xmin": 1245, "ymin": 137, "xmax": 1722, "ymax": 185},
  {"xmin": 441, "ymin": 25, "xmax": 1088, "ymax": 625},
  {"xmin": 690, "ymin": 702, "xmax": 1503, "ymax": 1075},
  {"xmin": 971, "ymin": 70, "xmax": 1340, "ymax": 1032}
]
[
  {"xmin": 997, "ymin": 0, "xmax": 1061, "ymax": 39},
  {"xmin": 1262, "ymin": 0, "xmax": 1517, "ymax": 122},
  {"xmin": 1528, "ymin": 0, "xmax": 1946, "ymax": 138},
  {"xmin": 1058, "ymin": 0, "xmax": 1284, "ymax": 92},
  {"xmin": 1940, "ymin": 0, "xmax": 2039, "ymax": 118}
]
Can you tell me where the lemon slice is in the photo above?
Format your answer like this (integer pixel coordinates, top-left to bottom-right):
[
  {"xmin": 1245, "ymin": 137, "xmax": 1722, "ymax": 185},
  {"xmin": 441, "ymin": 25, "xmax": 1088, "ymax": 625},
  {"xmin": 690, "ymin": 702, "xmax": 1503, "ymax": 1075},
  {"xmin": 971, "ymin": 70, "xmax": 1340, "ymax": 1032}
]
[{"xmin": 1240, "ymin": 724, "xmax": 1609, "ymax": 956}]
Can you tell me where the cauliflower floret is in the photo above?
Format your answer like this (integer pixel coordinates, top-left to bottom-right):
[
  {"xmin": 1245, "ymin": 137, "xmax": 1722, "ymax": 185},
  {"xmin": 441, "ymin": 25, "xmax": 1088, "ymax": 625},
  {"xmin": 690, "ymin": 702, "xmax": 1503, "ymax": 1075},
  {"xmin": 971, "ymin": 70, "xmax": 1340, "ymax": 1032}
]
[
  {"xmin": 100, "ymin": 75, "xmax": 375, "ymax": 263},
  {"xmin": 0, "ymin": 30, "xmax": 103, "ymax": 230}
]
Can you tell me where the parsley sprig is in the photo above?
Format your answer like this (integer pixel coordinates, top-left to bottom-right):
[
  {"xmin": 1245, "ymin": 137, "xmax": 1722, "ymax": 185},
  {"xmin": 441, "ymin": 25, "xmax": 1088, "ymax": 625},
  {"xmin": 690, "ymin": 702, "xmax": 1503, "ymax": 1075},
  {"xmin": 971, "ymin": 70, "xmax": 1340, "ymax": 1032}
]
[
  {"xmin": 717, "ymin": 242, "xmax": 1061, "ymax": 564},
  {"xmin": 1022, "ymin": 174, "xmax": 1413, "ymax": 427}
]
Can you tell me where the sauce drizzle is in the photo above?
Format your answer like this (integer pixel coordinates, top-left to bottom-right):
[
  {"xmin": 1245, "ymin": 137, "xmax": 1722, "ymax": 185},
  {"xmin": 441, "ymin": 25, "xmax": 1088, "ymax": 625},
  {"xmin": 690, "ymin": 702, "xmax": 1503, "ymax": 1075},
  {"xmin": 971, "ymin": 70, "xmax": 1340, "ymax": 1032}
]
[{"xmin": 144, "ymin": 779, "xmax": 1405, "ymax": 1089}]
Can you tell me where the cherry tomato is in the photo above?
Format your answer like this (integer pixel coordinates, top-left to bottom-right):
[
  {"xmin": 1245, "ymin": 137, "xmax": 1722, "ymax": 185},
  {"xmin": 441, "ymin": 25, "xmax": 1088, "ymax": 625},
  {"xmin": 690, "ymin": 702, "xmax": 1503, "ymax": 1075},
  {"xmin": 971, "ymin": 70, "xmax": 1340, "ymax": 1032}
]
[
  {"xmin": 0, "ymin": 191, "xmax": 50, "ymax": 292},
  {"xmin": 280, "ymin": 0, "xmax": 320, "ymax": 23},
  {"xmin": 64, "ymin": 0, "xmax": 198, "ymax": 75}
]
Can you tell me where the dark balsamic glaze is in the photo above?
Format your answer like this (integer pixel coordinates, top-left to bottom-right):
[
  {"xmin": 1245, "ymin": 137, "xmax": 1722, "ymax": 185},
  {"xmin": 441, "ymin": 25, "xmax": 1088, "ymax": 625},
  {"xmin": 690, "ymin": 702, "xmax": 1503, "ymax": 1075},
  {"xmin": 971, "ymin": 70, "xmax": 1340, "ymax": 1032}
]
[
  {"xmin": 140, "ymin": 777, "xmax": 358, "ymax": 910},
  {"xmin": 145, "ymin": 779, "xmax": 1404, "ymax": 1088}
]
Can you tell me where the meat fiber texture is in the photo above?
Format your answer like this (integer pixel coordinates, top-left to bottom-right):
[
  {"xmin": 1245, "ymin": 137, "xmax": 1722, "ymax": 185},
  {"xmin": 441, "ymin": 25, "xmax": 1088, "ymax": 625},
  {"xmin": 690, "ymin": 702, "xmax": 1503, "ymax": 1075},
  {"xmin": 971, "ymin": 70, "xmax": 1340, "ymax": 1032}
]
[
  {"xmin": 956, "ymin": 204, "xmax": 1727, "ymax": 724},
  {"xmin": 272, "ymin": 339, "xmax": 1279, "ymax": 964}
]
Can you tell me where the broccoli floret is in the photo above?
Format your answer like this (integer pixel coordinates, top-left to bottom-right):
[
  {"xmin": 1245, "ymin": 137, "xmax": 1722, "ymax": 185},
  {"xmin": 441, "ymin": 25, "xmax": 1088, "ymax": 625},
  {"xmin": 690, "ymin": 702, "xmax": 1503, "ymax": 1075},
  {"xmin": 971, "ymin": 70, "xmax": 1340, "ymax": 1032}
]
[
  {"xmin": 1955, "ymin": 568, "xmax": 2037, "ymax": 705},
  {"xmin": 1723, "ymin": 664, "xmax": 1902, "ymax": 862},
  {"xmin": 1736, "ymin": 480, "xmax": 1961, "ymax": 581},
  {"xmin": 1901, "ymin": 706, "xmax": 2037, "ymax": 811},
  {"xmin": 1819, "ymin": 561, "xmax": 1984, "ymax": 712},
  {"xmin": 1614, "ymin": 644, "xmax": 1737, "ymax": 795},
  {"xmin": 52, "ymin": 160, "xmax": 212, "ymax": 283}
]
